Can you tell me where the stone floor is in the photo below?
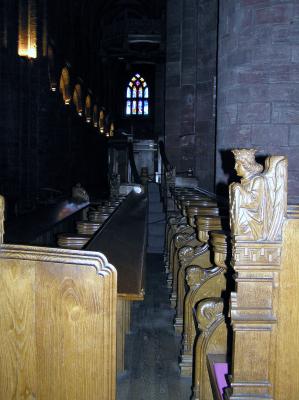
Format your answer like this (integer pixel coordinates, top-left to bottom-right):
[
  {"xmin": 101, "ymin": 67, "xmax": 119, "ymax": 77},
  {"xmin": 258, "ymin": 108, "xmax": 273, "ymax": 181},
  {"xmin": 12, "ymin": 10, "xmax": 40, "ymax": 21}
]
[{"xmin": 117, "ymin": 253, "xmax": 192, "ymax": 400}]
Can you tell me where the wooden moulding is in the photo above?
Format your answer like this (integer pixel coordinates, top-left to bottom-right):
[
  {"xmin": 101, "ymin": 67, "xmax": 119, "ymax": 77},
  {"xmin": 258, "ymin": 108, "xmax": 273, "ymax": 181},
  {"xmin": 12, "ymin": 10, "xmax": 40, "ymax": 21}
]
[
  {"xmin": 180, "ymin": 264, "xmax": 225, "ymax": 377},
  {"xmin": 0, "ymin": 244, "xmax": 117, "ymax": 400},
  {"xmin": 180, "ymin": 231, "xmax": 229, "ymax": 376},
  {"xmin": 175, "ymin": 243, "xmax": 211, "ymax": 335},
  {"xmin": 170, "ymin": 226, "xmax": 198, "ymax": 308}
]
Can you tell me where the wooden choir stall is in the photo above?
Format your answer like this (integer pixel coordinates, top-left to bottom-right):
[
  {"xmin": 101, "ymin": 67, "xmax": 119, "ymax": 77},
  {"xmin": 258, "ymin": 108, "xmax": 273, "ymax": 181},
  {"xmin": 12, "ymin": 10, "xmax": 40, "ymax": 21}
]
[
  {"xmin": 163, "ymin": 148, "xmax": 299, "ymax": 400},
  {"xmin": 0, "ymin": 186, "xmax": 147, "ymax": 400}
]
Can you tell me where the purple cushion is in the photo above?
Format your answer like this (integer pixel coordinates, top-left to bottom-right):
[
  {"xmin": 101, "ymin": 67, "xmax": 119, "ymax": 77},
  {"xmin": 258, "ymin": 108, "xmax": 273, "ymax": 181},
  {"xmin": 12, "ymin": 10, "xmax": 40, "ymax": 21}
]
[{"xmin": 214, "ymin": 362, "xmax": 228, "ymax": 399}]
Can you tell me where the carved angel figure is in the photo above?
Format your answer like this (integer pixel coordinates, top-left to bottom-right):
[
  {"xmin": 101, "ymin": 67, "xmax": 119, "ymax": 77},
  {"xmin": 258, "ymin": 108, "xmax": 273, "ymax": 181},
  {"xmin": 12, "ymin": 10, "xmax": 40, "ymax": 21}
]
[
  {"xmin": 229, "ymin": 149, "xmax": 287, "ymax": 241},
  {"xmin": 0, "ymin": 195, "xmax": 4, "ymax": 244}
]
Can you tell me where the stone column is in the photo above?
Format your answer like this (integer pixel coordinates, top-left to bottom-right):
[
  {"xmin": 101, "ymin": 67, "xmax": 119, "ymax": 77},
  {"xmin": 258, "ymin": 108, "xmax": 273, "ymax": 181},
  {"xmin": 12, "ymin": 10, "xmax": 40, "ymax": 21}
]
[
  {"xmin": 180, "ymin": 0, "xmax": 197, "ymax": 173},
  {"xmin": 195, "ymin": 0, "xmax": 218, "ymax": 191},
  {"xmin": 216, "ymin": 1, "xmax": 299, "ymax": 203},
  {"xmin": 165, "ymin": 0, "xmax": 183, "ymax": 169}
]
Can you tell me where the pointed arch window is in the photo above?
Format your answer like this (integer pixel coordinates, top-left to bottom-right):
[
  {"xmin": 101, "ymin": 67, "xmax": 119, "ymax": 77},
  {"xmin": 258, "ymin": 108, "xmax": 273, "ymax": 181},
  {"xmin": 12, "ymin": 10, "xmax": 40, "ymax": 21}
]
[{"xmin": 125, "ymin": 73, "xmax": 149, "ymax": 116}]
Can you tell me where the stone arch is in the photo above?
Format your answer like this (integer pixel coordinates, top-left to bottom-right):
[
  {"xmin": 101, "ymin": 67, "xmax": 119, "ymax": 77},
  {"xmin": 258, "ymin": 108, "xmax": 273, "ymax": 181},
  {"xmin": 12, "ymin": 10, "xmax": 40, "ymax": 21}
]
[
  {"xmin": 59, "ymin": 67, "xmax": 71, "ymax": 105},
  {"xmin": 93, "ymin": 104, "xmax": 99, "ymax": 127},
  {"xmin": 85, "ymin": 94, "xmax": 92, "ymax": 123},
  {"xmin": 48, "ymin": 44, "xmax": 57, "ymax": 92},
  {"xmin": 73, "ymin": 83, "xmax": 83, "ymax": 116},
  {"xmin": 99, "ymin": 109, "xmax": 105, "ymax": 134}
]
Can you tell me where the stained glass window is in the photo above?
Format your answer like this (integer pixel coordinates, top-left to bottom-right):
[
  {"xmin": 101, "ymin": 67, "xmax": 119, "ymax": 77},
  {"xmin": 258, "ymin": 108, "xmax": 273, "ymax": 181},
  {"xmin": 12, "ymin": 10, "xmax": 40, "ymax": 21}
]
[
  {"xmin": 125, "ymin": 73, "xmax": 149, "ymax": 116},
  {"xmin": 132, "ymin": 100, "xmax": 137, "ymax": 115},
  {"xmin": 144, "ymin": 100, "xmax": 149, "ymax": 115},
  {"xmin": 126, "ymin": 101, "xmax": 131, "ymax": 115}
]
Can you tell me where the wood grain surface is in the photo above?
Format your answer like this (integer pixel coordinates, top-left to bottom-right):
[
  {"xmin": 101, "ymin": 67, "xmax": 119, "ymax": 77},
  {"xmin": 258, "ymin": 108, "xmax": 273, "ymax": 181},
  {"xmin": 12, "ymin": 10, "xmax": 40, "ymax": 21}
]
[
  {"xmin": 0, "ymin": 245, "xmax": 117, "ymax": 400},
  {"xmin": 274, "ymin": 218, "xmax": 299, "ymax": 399}
]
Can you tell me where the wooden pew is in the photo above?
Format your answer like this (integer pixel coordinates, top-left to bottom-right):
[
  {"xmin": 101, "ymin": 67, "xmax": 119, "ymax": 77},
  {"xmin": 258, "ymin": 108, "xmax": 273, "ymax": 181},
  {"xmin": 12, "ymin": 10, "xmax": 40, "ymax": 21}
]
[
  {"xmin": 0, "ymin": 241, "xmax": 117, "ymax": 399},
  {"xmin": 85, "ymin": 190, "xmax": 147, "ymax": 373},
  {"xmin": 180, "ymin": 230, "xmax": 230, "ymax": 378},
  {"xmin": 5, "ymin": 199, "xmax": 89, "ymax": 246},
  {"xmin": 191, "ymin": 150, "xmax": 299, "ymax": 400},
  {"xmin": 225, "ymin": 150, "xmax": 299, "ymax": 399}
]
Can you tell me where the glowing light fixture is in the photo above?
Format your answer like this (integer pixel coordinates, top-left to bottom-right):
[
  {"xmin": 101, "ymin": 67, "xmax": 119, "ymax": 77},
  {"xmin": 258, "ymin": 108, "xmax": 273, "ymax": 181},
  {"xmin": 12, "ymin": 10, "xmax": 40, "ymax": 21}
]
[
  {"xmin": 18, "ymin": 0, "xmax": 37, "ymax": 59},
  {"xmin": 73, "ymin": 84, "xmax": 83, "ymax": 116},
  {"xmin": 59, "ymin": 67, "xmax": 71, "ymax": 105},
  {"xmin": 99, "ymin": 110, "xmax": 105, "ymax": 134},
  {"xmin": 85, "ymin": 95, "xmax": 92, "ymax": 123},
  {"xmin": 93, "ymin": 105, "xmax": 98, "ymax": 127}
]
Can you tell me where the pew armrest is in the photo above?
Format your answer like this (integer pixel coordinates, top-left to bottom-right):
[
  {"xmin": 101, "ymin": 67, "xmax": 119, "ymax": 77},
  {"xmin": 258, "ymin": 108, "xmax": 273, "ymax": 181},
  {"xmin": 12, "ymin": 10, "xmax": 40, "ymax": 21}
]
[{"xmin": 86, "ymin": 191, "xmax": 147, "ymax": 300}]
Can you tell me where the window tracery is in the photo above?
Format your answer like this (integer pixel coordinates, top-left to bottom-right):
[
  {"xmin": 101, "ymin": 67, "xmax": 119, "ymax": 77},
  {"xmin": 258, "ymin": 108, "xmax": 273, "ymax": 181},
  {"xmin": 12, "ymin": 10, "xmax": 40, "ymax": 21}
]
[{"xmin": 125, "ymin": 73, "xmax": 149, "ymax": 116}]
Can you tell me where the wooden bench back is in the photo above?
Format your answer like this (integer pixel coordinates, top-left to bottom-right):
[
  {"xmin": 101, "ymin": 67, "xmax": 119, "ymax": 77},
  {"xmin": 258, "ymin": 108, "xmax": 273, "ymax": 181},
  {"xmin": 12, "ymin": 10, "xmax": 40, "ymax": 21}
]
[{"xmin": 0, "ymin": 244, "xmax": 117, "ymax": 400}]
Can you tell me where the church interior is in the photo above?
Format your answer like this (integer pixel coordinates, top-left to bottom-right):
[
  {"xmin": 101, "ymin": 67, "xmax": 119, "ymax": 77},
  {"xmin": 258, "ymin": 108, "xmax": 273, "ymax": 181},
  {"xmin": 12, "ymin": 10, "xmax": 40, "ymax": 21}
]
[{"xmin": 0, "ymin": 0, "xmax": 299, "ymax": 399}]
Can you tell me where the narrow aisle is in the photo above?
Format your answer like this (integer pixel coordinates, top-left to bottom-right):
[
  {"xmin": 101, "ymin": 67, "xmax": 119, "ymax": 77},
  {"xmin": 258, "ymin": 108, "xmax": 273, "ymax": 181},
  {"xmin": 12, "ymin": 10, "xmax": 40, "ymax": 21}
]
[{"xmin": 117, "ymin": 254, "xmax": 192, "ymax": 400}]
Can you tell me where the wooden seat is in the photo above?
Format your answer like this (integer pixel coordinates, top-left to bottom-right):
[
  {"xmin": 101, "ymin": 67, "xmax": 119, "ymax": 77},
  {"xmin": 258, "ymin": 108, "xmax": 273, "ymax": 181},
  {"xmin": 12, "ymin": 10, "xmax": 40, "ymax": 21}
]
[
  {"xmin": 88, "ymin": 211, "xmax": 111, "ymax": 223},
  {"xmin": 57, "ymin": 232, "xmax": 91, "ymax": 249},
  {"xmin": 76, "ymin": 220, "xmax": 101, "ymax": 235},
  {"xmin": 5, "ymin": 199, "xmax": 89, "ymax": 246}
]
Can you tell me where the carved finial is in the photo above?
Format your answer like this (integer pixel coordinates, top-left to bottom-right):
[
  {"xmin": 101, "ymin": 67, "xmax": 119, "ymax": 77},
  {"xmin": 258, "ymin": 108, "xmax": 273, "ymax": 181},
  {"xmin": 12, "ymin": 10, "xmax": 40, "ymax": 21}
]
[
  {"xmin": 230, "ymin": 149, "xmax": 287, "ymax": 241},
  {"xmin": 0, "ymin": 195, "xmax": 4, "ymax": 244}
]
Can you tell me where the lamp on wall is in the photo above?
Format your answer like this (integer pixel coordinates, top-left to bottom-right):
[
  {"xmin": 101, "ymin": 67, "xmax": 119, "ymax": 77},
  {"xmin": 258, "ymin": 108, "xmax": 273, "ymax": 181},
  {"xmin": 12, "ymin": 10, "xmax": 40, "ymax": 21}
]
[
  {"xmin": 59, "ymin": 67, "xmax": 71, "ymax": 105},
  {"xmin": 109, "ymin": 122, "xmax": 115, "ymax": 137},
  {"xmin": 99, "ymin": 110, "xmax": 105, "ymax": 134},
  {"xmin": 73, "ymin": 84, "xmax": 83, "ymax": 116},
  {"xmin": 85, "ymin": 95, "xmax": 92, "ymax": 123},
  {"xmin": 18, "ymin": 0, "xmax": 37, "ymax": 59},
  {"xmin": 93, "ymin": 105, "xmax": 99, "ymax": 127}
]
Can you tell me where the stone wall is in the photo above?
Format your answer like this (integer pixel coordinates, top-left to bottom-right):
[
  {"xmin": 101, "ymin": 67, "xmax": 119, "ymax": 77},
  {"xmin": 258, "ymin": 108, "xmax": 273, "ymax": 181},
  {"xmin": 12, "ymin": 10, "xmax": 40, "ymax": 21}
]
[
  {"xmin": 165, "ymin": 0, "xmax": 218, "ymax": 190},
  {"xmin": 0, "ymin": 0, "xmax": 109, "ymax": 217},
  {"xmin": 216, "ymin": 0, "xmax": 299, "ymax": 202}
]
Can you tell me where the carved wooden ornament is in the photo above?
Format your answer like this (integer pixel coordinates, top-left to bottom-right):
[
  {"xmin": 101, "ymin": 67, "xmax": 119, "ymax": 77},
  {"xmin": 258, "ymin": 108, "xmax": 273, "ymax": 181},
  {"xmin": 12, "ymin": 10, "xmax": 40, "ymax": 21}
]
[{"xmin": 229, "ymin": 149, "xmax": 287, "ymax": 242}]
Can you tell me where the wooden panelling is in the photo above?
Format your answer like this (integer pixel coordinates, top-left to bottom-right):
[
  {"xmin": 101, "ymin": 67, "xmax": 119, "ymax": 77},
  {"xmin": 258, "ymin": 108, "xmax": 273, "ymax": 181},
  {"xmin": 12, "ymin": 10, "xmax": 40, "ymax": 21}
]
[{"xmin": 0, "ymin": 245, "xmax": 117, "ymax": 400}]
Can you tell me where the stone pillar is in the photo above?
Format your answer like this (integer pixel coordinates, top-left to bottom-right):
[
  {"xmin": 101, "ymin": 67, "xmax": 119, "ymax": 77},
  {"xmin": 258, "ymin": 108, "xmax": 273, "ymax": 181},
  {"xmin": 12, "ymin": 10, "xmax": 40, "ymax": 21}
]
[
  {"xmin": 165, "ymin": 0, "xmax": 218, "ymax": 187},
  {"xmin": 195, "ymin": 0, "xmax": 218, "ymax": 191},
  {"xmin": 180, "ymin": 0, "xmax": 197, "ymax": 173},
  {"xmin": 165, "ymin": 0, "xmax": 182, "ymax": 169},
  {"xmin": 216, "ymin": 1, "xmax": 299, "ymax": 203}
]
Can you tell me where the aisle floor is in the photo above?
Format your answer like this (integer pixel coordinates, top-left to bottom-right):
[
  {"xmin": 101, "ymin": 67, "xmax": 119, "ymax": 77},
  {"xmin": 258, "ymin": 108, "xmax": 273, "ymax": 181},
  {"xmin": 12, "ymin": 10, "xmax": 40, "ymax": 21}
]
[{"xmin": 117, "ymin": 253, "xmax": 192, "ymax": 400}]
